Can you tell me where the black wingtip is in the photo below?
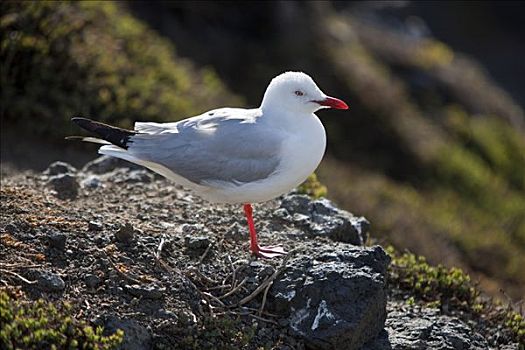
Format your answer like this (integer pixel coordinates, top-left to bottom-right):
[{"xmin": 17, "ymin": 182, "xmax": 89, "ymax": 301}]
[{"xmin": 70, "ymin": 116, "xmax": 136, "ymax": 149}]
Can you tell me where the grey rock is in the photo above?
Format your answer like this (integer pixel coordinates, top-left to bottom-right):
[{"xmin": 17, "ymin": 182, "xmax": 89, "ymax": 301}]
[
  {"xmin": 270, "ymin": 244, "xmax": 390, "ymax": 350},
  {"xmin": 81, "ymin": 175, "xmax": 103, "ymax": 189},
  {"xmin": 224, "ymin": 222, "xmax": 247, "ymax": 241},
  {"xmin": 125, "ymin": 284, "xmax": 166, "ymax": 299},
  {"xmin": 157, "ymin": 308, "xmax": 178, "ymax": 320},
  {"xmin": 177, "ymin": 309, "xmax": 197, "ymax": 327},
  {"xmin": 364, "ymin": 301, "xmax": 490, "ymax": 350},
  {"xmin": 36, "ymin": 271, "xmax": 66, "ymax": 292},
  {"xmin": 82, "ymin": 155, "xmax": 141, "ymax": 174},
  {"xmin": 4, "ymin": 223, "xmax": 18, "ymax": 233},
  {"xmin": 279, "ymin": 194, "xmax": 369, "ymax": 245},
  {"xmin": 180, "ymin": 223, "xmax": 208, "ymax": 235},
  {"xmin": 43, "ymin": 161, "xmax": 77, "ymax": 176},
  {"xmin": 124, "ymin": 170, "xmax": 154, "ymax": 184},
  {"xmin": 89, "ymin": 221, "xmax": 103, "ymax": 231},
  {"xmin": 184, "ymin": 235, "xmax": 211, "ymax": 250},
  {"xmin": 280, "ymin": 194, "xmax": 311, "ymax": 215},
  {"xmin": 85, "ymin": 274, "xmax": 101, "ymax": 288},
  {"xmin": 115, "ymin": 223, "xmax": 135, "ymax": 243},
  {"xmin": 48, "ymin": 231, "xmax": 67, "ymax": 250},
  {"xmin": 100, "ymin": 315, "xmax": 152, "ymax": 350},
  {"xmin": 46, "ymin": 173, "xmax": 79, "ymax": 200}
]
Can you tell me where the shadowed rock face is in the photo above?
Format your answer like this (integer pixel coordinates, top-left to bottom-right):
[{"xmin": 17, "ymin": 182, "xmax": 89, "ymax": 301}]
[
  {"xmin": 270, "ymin": 244, "xmax": 389, "ymax": 350},
  {"xmin": 278, "ymin": 194, "xmax": 370, "ymax": 245}
]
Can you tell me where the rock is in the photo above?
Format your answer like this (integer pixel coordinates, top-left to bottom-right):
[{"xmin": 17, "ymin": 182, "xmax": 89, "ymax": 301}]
[
  {"xmin": 85, "ymin": 274, "xmax": 101, "ymax": 288},
  {"xmin": 43, "ymin": 161, "xmax": 77, "ymax": 176},
  {"xmin": 82, "ymin": 155, "xmax": 141, "ymax": 174},
  {"xmin": 279, "ymin": 194, "xmax": 369, "ymax": 245},
  {"xmin": 4, "ymin": 223, "xmax": 18, "ymax": 234},
  {"xmin": 224, "ymin": 222, "xmax": 247, "ymax": 241},
  {"xmin": 124, "ymin": 170, "xmax": 154, "ymax": 184},
  {"xmin": 46, "ymin": 173, "xmax": 79, "ymax": 200},
  {"xmin": 125, "ymin": 284, "xmax": 166, "ymax": 299},
  {"xmin": 100, "ymin": 315, "xmax": 152, "ymax": 350},
  {"xmin": 48, "ymin": 231, "xmax": 67, "ymax": 250},
  {"xmin": 184, "ymin": 235, "xmax": 211, "ymax": 250},
  {"xmin": 177, "ymin": 309, "xmax": 197, "ymax": 327},
  {"xmin": 364, "ymin": 301, "xmax": 490, "ymax": 350},
  {"xmin": 36, "ymin": 271, "xmax": 66, "ymax": 292},
  {"xmin": 89, "ymin": 221, "xmax": 103, "ymax": 231},
  {"xmin": 270, "ymin": 244, "xmax": 389, "ymax": 350},
  {"xmin": 157, "ymin": 308, "xmax": 178, "ymax": 320},
  {"xmin": 104, "ymin": 168, "xmax": 155, "ymax": 184},
  {"xmin": 81, "ymin": 175, "xmax": 103, "ymax": 189},
  {"xmin": 115, "ymin": 223, "xmax": 136, "ymax": 243},
  {"xmin": 180, "ymin": 223, "xmax": 208, "ymax": 235}
]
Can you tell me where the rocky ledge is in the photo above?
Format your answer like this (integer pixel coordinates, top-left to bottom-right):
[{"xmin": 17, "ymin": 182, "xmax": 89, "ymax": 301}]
[{"xmin": 0, "ymin": 157, "xmax": 514, "ymax": 349}]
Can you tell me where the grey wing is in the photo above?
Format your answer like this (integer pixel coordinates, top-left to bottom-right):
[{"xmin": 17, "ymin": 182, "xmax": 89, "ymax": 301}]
[{"xmin": 128, "ymin": 110, "xmax": 282, "ymax": 185}]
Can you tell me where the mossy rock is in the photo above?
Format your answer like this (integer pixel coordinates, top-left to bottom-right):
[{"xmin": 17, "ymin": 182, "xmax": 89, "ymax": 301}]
[
  {"xmin": 0, "ymin": 1, "xmax": 241, "ymax": 138},
  {"xmin": 387, "ymin": 247, "xmax": 524, "ymax": 346},
  {"xmin": 0, "ymin": 290, "xmax": 123, "ymax": 349}
]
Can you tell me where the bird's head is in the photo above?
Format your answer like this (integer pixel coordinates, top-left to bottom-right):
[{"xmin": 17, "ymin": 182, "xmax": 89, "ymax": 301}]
[{"xmin": 261, "ymin": 71, "xmax": 348, "ymax": 114}]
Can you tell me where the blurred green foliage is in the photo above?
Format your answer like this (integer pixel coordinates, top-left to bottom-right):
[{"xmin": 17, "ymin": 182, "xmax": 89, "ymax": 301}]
[
  {"xmin": 297, "ymin": 173, "xmax": 328, "ymax": 199},
  {"xmin": 314, "ymin": 9, "xmax": 525, "ymax": 300},
  {"xmin": 0, "ymin": 290, "xmax": 123, "ymax": 350},
  {"xmin": 0, "ymin": 1, "xmax": 241, "ymax": 137}
]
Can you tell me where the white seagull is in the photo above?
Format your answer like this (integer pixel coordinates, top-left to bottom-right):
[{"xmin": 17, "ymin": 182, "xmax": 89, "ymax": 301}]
[{"xmin": 70, "ymin": 71, "xmax": 348, "ymax": 258}]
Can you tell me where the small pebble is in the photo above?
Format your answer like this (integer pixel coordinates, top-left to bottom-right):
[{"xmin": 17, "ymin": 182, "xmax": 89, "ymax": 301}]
[
  {"xmin": 125, "ymin": 284, "xmax": 165, "ymax": 299},
  {"xmin": 48, "ymin": 232, "xmax": 67, "ymax": 250},
  {"xmin": 184, "ymin": 235, "xmax": 210, "ymax": 250},
  {"xmin": 115, "ymin": 223, "xmax": 135, "ymax": 243},
  {"xmin": 4, "ymin": 223, "xmax": 18, "ymax": 233},
  {"xmin": 46, "ymin": 173, "xmax": 79, "ymax": 200},
  {"xmin": 43, "ymin": 161, "xmax": 77, "ymax": 176},
  {"xmin": 88, "ymin": 221, "xmax": 103, "ymax": 231},
  {"xmin": 37, "ymin": 271, "xmax": 66, "ymax": 292},
  {"xmin": 81, "ymin": 175, "xmax": 102, "ymax": 189},
  {"xmin": 85, "ymin": 274, "xmax": 101, "ymax": 288}
]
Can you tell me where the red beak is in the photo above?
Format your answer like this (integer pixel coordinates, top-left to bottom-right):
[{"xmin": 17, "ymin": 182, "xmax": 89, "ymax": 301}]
[{"xmin": 314, "ymin": 96, "xmax": 349, "ymax": 110}]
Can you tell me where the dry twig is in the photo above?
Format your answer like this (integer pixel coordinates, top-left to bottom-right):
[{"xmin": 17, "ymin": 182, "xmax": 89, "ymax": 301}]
[
  {"xmin": 219, "ymin": 277, "xmax": 248, "ymax": 300},
  {"xmin": 237, "ymin": 251, "xmax": 292, "ymax": 307},
  {"xmin": 0, "ymin": 269, "xmax": 37, "ymax": 285},
  {"xmin": 100, "ymin": 249, "xmax": 142, "ymax": 284}
]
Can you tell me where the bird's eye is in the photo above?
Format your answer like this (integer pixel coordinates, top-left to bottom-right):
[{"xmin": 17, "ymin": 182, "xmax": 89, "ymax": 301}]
[{"xmin": 294, "ymin": 90, "xmax": 304, "ymax": 96}]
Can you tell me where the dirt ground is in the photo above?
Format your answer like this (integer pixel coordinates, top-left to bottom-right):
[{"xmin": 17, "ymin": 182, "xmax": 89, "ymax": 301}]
[{"xmin": 0, "ymin": 161, "xmax": 326, "ymax": 349}]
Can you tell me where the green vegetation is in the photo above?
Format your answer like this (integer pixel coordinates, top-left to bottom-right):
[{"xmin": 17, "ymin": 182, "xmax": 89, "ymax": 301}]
[
  {"xmin": 387, "ymin": 247, "xmax": 524, "ymax": 346},
  {"xmin": 0, "ymin": 290, "xmax": 123, "ymax": 350},
  {"xmin": 0, "ymin": 1, "xmax": 241, "ymax": 137},
  {"xmin": 387, "ymin": 246, "xmax": 479, "ymax": 310},
  {"xmin": 297, "ymin": 173, "xmax": 328, "ymax": 199}
]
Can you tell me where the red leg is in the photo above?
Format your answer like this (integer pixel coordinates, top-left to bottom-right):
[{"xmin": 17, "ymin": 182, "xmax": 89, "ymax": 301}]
[{"xmin": 243, "ymin": 203, "xmax": 286, "ymax": 258}]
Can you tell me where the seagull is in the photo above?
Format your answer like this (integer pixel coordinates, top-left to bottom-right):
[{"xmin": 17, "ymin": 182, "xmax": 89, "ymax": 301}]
[{"xmin": 69, "ymin": 71, "xmax": 348, "ymax": 258}]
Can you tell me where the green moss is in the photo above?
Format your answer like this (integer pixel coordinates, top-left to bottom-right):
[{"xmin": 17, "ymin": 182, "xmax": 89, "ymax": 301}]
[
  {"xmin": 0, "ymin": 1, "xmax": 241, "ymax": 138},
  {"xmin": 387, "ymin": 247, "xmax": 524, "ymax": 345},
  {"xmin": 297, "ymin": 173, "xmax": 327, "ymax": 199},
  {"xmin": 387, "ymin": 246, "xmax": 478, "ymax": 309},
  {"xmin": 0, "ymin": 290, "xmax": 123, "ymax": 350}
]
